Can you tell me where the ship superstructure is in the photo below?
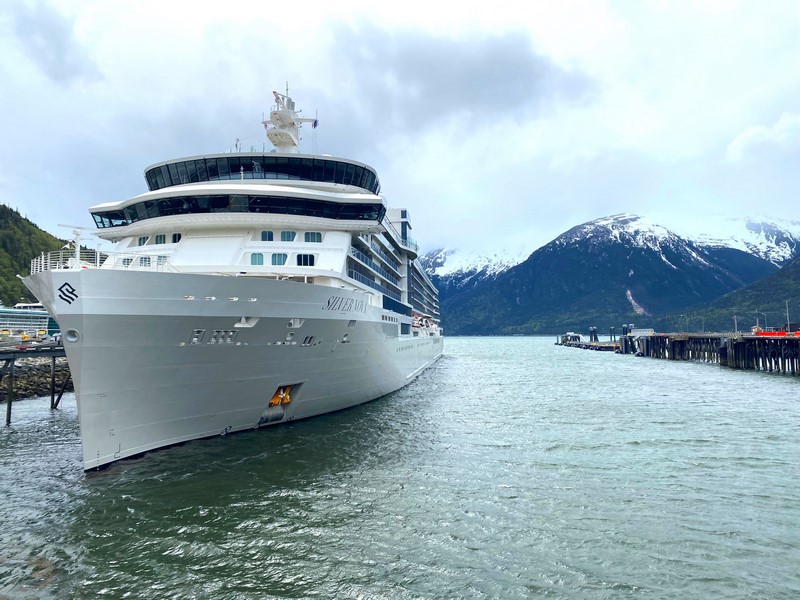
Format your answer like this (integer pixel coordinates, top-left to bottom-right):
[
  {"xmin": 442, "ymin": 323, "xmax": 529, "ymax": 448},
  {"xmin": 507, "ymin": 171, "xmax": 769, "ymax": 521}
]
[{"xmin": 24, "ymin": 89, "xmax": 442, "ymax": 469}]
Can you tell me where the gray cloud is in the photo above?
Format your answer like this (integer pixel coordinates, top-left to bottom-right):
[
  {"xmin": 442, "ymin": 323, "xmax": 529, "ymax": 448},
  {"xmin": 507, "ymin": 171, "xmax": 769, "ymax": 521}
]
[
  {"xmin": 9, "ymin": 1, "xmax": 102, "ymax": 85},
  {"xmin": 312, "ymin": 24, "xmax": 595, "ymax": 159},
  {"xmin": 338, "ymin": 25, "xmax": 593, "ymax": 127}
]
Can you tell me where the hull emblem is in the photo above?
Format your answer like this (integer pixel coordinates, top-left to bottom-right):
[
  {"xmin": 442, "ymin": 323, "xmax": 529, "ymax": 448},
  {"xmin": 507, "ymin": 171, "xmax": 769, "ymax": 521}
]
[{"xmin": 58, "ymin": 282, "xmax": 79, "ymax": 304}]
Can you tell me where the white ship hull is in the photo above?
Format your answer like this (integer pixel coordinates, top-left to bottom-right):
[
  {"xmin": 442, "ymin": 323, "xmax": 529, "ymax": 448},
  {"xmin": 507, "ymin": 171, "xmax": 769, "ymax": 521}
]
[{"xmin": 24, "ymin": 269, "xmax": 442, "ymax": 469}]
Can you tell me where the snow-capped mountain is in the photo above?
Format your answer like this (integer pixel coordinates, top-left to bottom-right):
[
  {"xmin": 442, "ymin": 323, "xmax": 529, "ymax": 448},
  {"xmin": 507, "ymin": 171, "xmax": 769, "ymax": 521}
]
[
  {"xmin": 433, "ymin": 213, "xmax": 778, "ymax": 335},
  {"xmin": 421, "ymin": 214, "xmax": 800, "ymax": 286},
  {"xmin": 554, "ymin": 213, "xmax": 713, "ymax": 269},
  {"xmin": 420, "ymin": 247, "xmax": 529, "ymax": 281},
  {"xmin": 666, "ymin": 215, "xmax": 800, "ymax": 266}
]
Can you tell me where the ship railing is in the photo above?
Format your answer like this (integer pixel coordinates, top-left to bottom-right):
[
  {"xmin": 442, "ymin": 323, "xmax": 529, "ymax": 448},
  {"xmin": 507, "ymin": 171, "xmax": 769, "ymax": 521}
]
[
  {"xmin": 31, "ymin": 250, "xmax": 178, "ymax": 274},
  {"xmin": 346, "ymin": 269, "xmax": 401, "ymax": 301},
  {"xmin": 30, "ymin": 249, "xmax": 108, "ymax": 273},
  {"xmin": 381, "ymin": 219, "xmax": 419, "ymax": 254},
  {"xmin": 370, "ymin": 242, "xmax": 401, "ymax": 273},
  {"xmin": 349, "ymin": 247, "xmax": 400, "ymax": 287}
]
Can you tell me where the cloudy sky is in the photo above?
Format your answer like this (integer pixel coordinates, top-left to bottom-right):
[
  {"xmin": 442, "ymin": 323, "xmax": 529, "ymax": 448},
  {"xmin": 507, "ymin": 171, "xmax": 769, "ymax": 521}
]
[{"xmin": 1, "ymin": 0, "xmax": 798, "ymax": 255}]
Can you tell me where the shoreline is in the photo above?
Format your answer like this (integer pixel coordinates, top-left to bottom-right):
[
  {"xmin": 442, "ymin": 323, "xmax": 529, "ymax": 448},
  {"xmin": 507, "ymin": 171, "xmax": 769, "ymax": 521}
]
[{"xmin": 0, "ymin": 357, "xmax": 73, "ymax": 402}]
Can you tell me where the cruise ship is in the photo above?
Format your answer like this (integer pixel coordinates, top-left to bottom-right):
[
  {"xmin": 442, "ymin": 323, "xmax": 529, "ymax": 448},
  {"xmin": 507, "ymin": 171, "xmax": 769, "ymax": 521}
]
[
  {"xmin": 0, "ymin": 303, "xmax": 57, "ymax": 338},
  {"xmin": 23, "ymin": 90, "xmax": 443, "ymax": 470}
]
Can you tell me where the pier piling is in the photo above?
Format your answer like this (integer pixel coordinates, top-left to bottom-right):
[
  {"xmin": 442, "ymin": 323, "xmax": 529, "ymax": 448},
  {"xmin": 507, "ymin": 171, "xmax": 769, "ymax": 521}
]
[
  {"xmin": 560, "ymin": 329, "xmax": 800, "ymax": 376},
  {"xmin": 0, "ymin": 346, "xmax": 69, "ymax": 425}
]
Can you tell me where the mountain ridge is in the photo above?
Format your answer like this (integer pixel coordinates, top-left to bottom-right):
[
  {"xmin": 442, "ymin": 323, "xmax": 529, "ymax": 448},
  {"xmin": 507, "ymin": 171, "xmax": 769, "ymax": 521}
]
[{"xmin": 427, "ymin": 214, "xmax": 783, "ymax": 335}]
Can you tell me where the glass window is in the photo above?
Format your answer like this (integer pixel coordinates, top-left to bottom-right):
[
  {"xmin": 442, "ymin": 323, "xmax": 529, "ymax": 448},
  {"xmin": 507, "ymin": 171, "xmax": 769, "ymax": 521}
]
[
  {"xmin": 312, "ymin": 159, "xmax": 324, "ymax": 181},
  {"xmin": 168, "ymin": 163, "xmax": 180, "ymax": 185},
  {"xmin": 287, "ymin": 158, "xmax": 302, "ymax": 179},
  {"xmin": 344, "ymin": 164, "xmax": 356, "ymax": 186},
  {"xmin": 262, "ymin": 156, "xmax": 276, "ymax": 178},
  {"xmin": 146, "ymin": 171, "xmax": 158, "ymax": 191},
  {"xmin": 251, "ymin": 253, "xmax": 264, "ymax": 266},
  {"xmin": 176, "ymin": 161, "xmax": 189, "ymax": 184},
  {"xmin": 230, "ymin": 195, "xmax": 247, "ymax": 212},
  {"xmin": 208, "ymin": 195, "xmax": 229, "ymax": 212},
  {"xmin": 280, "ymin": 231, "xmax": 296, "ymax": 242},
  {"xmin": 271, "ymin": 253, "xmax": 287, "ymax": 266},
  {"xmin": 138, "ymin": 236, "xmax": 149, "ymax": 246},
  {"xmin": 156, "ymin": 166, "xmax": 168, "ymax": 187},
  {"xmin": 323, "ymin": 160, "xmax": 336, "ymax": 181},
  {"xmin": 354, "ymin": 166, "xmax": 364, "ymax": 188},
  {"xmin": 140, "ymin": 256, "xmax": 151, "ymax": 268},
  {"xmin": 305, "ymin": 200, "xmax": 324, "ymax": 218},
  {"xmin": 143, "ymin": 200, "xmax": 159, "ymax": 219},
  {"xmin": 216, "ymin": 157, "xmax": 230, "ymax": 178},
  {"xmin": 287, "ymin": 198, "xmax": 305, "ymax": 216},
  {"xmin": 122, "ymin": 258, "xmax": 133, "ymax": 267},
  {"xmin": 334, "ymin": 161, "xmax": 346, "ymax": 184},
  {"xmin": 196, "ymin": 159, "xmax": 208, "ymax": 181},
  {"xmin": 275, "ymin": 157, "xmax": 289, "ymax": 179},
  {"xmin": 297, "ymin": 254, "xmax": 315, "ymax": 266},
  {"xmin": 261, "ymin": 231, "xmax": 273, "ymax": 241},
  {"xmin": 301, "ymin": 158, "xmax": 313, "ymax": 179},
  {"xmin": 172, "ymin": 233, "xmax": 182, "ymax": 243},
  {"xmin": 186, "ymin": 160, "xmax": 198, "ymax": 182},
  {"xmin": 249, "ymin": 196, "xmax": 272, "ymax": 213},
  {"xmin": 206, "ymin": 159, "xmax": 218, "ymax": 180},
  {"xmin": 304, "ymin": 232, "xmax": 322, "ymax": 243},
  {"xmin": 228, "ymin": 156, "xmax": 241, "ymax": 179},
  {"xmin": 91, "ymin": 196, "xmax": 386, "ymax": 227},
  {"xmin": 155, "ymin": 234, "xmax": 166, "ymax": 244}
]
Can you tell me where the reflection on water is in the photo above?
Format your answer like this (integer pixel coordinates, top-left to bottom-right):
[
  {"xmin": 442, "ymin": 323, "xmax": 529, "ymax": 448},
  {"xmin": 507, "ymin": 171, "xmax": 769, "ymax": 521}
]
[{"xmin": 2, "ymin": 339, "xmax": 799, "ymax": 598}]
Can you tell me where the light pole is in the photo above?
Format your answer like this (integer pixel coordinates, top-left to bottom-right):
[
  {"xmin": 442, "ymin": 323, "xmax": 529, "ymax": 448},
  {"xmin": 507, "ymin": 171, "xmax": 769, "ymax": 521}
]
[
  {"xmin": 733, "ymin": 312, "xmax": 738, "ymax": 333},
  {"xmin": 761, "ymin": 312, "xmax": 768, "ymax": 331}
]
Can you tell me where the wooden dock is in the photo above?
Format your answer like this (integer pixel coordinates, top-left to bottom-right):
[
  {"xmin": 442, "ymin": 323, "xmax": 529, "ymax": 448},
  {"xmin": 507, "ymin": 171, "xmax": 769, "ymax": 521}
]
[
  {"xmin": 619, "ymin": 332, "xmax": 800, "ymax": 375},
  {"xmin": 0, "ymin": 344, "xmax": 70, "ymax": 425}
]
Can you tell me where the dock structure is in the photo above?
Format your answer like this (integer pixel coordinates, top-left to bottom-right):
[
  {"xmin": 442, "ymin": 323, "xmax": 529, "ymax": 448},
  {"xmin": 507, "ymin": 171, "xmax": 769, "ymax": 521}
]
[
  {"xmin": 555, "ymin": 331, "xmax": 619, "ymax": 352},
  {"xmin": 726, "ymin": 335, "xmax": 800, "ymax": 374},
  {"xmin": 624, "ymin": 332, "xmax": 800, "ymax": 375},
  {"xmin": 0, "ymin": 344, "xmax": 70, "ymax": 425},
  {"xmin": 560, "ymin": 324, "xmax": 800, "ymax": 375}
]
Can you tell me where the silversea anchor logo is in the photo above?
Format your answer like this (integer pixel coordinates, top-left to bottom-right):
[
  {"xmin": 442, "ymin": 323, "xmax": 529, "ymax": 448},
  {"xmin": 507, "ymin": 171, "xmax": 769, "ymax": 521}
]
[{"xmin": 58, "ymin": 282, "xmax": 79, "ymax": 304}]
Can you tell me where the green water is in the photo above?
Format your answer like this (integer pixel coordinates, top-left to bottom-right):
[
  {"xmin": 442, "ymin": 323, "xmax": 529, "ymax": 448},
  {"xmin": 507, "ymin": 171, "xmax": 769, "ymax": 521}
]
[{"xmin": 1, "ymin": 337, "xmax": 798, "ymax": 598}]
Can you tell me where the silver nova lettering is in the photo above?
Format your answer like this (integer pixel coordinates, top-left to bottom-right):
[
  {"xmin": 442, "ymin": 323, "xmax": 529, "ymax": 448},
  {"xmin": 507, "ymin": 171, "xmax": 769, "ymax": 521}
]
[{"xmin": 323, "ymin": 295, "xmax": 367, "ymax": 313}]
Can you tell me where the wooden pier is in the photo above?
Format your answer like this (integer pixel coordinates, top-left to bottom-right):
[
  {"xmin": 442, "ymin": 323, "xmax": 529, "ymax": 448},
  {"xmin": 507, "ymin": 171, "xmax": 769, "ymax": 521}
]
[
  {"xmin": 0, "ymin": 344, "xmax": 70, "ymax": 425},
  {"xmin": 623, "ymin": 332, "xmax": 800, "ymax": 374}
]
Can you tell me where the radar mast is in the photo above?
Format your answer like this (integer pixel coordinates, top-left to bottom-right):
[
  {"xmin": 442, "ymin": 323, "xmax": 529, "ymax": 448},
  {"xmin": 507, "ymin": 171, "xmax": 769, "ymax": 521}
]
[{"xmin": 262, "ymin": 85, "xmax": 318, "ymax": 153}]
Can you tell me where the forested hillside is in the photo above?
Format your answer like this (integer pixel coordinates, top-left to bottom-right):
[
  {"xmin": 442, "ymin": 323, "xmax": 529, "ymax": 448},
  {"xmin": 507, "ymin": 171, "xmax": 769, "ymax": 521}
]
[
  {"xmin": 651, "ymin": 253, "xmax": 800, "ymax": 333},
  {"xmin": 0, "ymin": 205, "xmax": 64, "ymax": 306}
]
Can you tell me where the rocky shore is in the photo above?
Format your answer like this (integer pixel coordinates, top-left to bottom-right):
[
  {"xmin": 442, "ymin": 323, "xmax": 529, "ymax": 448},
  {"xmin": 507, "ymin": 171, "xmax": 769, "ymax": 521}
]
[{"xmin": 0, "ymin": 357, "xmax": 73, "ymax": 402}]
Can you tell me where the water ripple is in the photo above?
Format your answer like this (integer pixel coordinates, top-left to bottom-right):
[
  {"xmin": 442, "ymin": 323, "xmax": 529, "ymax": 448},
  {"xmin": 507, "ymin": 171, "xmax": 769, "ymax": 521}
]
[{"xmin": 1, "ymin": 338, "xmax": 799, "ymax": 598}]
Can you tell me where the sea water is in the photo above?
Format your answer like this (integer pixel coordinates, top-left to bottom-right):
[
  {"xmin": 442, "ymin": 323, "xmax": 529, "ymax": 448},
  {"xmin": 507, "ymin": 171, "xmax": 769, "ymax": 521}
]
[{"xmin": 1, "ymin": 337, "xmax": 798, "ymax": 599}]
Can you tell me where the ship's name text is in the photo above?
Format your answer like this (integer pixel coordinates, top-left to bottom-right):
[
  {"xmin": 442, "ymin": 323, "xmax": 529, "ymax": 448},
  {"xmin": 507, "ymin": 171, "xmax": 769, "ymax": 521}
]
[{"xmin": 323, "ymin": 295, "xmax": 367, "ymax": 313}]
